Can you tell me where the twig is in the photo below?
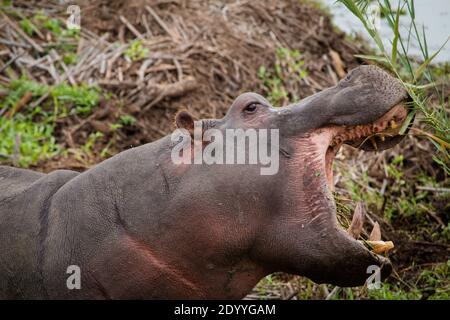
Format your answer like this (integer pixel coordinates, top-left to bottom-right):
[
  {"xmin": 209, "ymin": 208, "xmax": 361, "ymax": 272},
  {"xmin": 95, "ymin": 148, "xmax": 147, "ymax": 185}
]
[
  {"xmin": 0, "ymin": 11, "xmax": 43, "ymax": 52},
  {"xmin": 138, "ymin": 59, "xmax": 154, "ymax": 82},
  {"xmin": 0, "ymin": 39, "xmax": 31, "ymax": 48},
  {"xmin": 140, "ymin": 76, "xmax": 198, "ymax": 113},
  {"xmin": 285, "ymin": 290, "xmax": 299, "ymax": 300},
  {"xmin": 173, "ymin": 58, "xmax": 183, "ymax": 81},
  {"xmin": 145, "ymin": 6, "xmax": 178, "ymax": 41},
  {"xmin": 50, "ymin": 49, "xmax": 76, "ymax": 85},
  {"xmin": 0, "ymin": 51, "xmax": 26, "ymax": 74},
  {"xmin": 418, "ymin": 204, "xmax": 445, "ymax": 227},
  {"xmin": 97, "ymin": 80, "xmax": 139, "ymax": 89},
  {"xmin": 119, "ymin": 15, "xmax": 143, "ymax": 38},
  {"xmin": 416, "ymin": 186, "xmax": 450, "ymax": 193},
  {"xmin": 6, "ymin": 91, "xmax": 33, "ymax": 118}
]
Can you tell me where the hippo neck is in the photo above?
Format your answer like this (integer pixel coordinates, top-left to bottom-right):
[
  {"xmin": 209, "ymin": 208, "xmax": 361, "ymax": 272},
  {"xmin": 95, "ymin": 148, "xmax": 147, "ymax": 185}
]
[{"xmin": 49, "ymin": 137, "xmax": 267, "ymax": 299}]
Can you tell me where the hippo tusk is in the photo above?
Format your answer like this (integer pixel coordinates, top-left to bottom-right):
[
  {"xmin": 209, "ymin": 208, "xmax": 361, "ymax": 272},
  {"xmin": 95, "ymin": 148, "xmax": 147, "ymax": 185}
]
[
  {"xmin": 390, "ymin": 120, "xmax": 397, "ymax": 129},
  {"xmin": 347, "ymin": 202, "xmax": 364, "ymax": 239},
  {"xmin": 369, "ymin": 221, "xmax": 381, "ymax": 241},
  {"xmin": 366, "ymin": 222, "xmax": 394, "ymax": 254},
  {"xmin": 366, "ymin": 240, "xmax": 394, "ymax": 254}
]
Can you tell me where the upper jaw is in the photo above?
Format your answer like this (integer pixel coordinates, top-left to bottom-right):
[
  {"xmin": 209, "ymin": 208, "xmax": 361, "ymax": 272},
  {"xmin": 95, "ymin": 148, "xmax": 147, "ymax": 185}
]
[
  {"xmin": 343, "ymin": 102, "xmax": 409, "ymax": 151},
  {"xmin": 321, "ymin": 100, "xmax": 409, "ymax": 192}
]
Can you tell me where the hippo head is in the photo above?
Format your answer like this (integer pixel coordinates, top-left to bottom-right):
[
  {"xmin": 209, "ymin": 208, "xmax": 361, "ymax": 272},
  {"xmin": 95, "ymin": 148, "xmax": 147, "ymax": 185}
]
[{"xmin": 165, "ymin": 65, "xmax": 408, "ymax": 297}]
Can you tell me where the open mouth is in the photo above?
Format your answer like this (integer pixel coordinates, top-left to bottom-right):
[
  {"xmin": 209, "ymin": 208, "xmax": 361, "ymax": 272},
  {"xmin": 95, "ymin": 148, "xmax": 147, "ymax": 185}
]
[
  {"xmin": 319, "ymin": 101, "xmax": 409, "ymax": 255},
  {"xmin": 324, "ymin": 102, "xmax": 408, "ymax": 193}
]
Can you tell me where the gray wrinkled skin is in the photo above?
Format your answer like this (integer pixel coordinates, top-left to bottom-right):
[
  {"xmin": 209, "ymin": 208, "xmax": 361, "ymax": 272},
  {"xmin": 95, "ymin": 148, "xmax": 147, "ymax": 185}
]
[{"xmin": 0, "ymin": 65, "xmax": 406, "ymax": 299}]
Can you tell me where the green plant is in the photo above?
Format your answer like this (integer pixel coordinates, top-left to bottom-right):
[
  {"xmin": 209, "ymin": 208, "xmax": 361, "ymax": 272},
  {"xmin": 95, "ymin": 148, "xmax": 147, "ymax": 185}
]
[
  {"xmin": 119, "ymin": 115, "xmax": 137, "ymax": 126},
  {"xmin": 44, "ymin": 18, "xmax": 62, "ymax": 35},
  {"xmin": 124, "ymin": 40, "xmax": 149, "ymax": 61},
  {"xmin": 258, "ymin": 47, "xmax": 308, "ymax": 105},
  {"xmin": 63, "ymin": 53, "xmax": 78, "ymax": 65},
  {"xmin": 0, "ymin": 78, "xmax": 104, "ymax": 167},
  {"xmin": 1, "ymin": 78, "xmax": 48, "ymax": 112},
  {"xmin": 82, "ymin": 132, "xmax": 104, "ymax": 154},
  {"xmin": 51, "ymin": 83, "xmax": 101, "ymax": 116},
  {"xmin": 19, "ymin": 19, "xmax": 35, "ymax": 36},
  {"xmin": 0, "ymin": 115, "xmax": 59, "ymax": 167},
  {"xmin": 337, "ymin": 0, "xmax": 450, "ymax": 173}
]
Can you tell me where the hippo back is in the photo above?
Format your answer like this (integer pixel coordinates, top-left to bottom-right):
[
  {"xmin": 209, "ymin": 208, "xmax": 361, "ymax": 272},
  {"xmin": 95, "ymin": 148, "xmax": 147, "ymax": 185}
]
[{"xmin": 0, "ymin": 166, "xmax": 79, "ymax": 298}]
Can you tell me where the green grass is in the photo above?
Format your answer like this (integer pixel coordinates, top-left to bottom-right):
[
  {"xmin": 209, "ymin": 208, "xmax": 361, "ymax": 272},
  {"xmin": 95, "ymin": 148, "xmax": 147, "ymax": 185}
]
[{"xmin": 0, "ymin": 78, "xmax": 103, "ymax": 167}]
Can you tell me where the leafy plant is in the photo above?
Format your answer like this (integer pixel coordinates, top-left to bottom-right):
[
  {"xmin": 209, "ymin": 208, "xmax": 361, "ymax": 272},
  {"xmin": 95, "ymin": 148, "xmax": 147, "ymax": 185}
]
[
  {"xmin": 1, "ymin": 78, "xmax": 48, "ymax": 112},
  {"xmin": 63, "ymin": 52, "xmax": 78, "ymax": 65},
  {"xmin": 124, "ymin": 40, "xmax": 149, "ymax": 61},
  {"xmin": 119, "ymin": 115, "xmax": 137, "ymax": 126},
  {"xmin": 0, "ymin": 78, "xmax": 103, "ymax": 167},
  {"xmin": 51, "ymin": 83, "xmax": 101, "ymax": 116},
  {"xmin": 0, "ymin": 115, "xmax": 59, "ymax": 167},
  {"xmin": 19, "ymin": 19, "xmax": 34, "ymax": 36}
]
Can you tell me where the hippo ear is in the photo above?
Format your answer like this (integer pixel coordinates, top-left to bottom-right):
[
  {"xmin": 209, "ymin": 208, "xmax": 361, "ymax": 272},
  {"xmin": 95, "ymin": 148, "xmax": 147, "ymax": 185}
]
[{"xmin": 175, "ymin": 110, "xmax": 196, "ymax": 136}]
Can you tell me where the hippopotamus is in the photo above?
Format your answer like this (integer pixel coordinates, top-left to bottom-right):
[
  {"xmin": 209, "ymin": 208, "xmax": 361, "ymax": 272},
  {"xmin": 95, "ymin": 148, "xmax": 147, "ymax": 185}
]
[{"xmin": 0, "ymin": 65, "xmax": 409, "ymax": 299}]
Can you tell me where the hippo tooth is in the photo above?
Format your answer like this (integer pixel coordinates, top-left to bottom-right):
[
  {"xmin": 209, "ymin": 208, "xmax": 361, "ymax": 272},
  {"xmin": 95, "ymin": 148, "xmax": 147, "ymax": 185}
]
[
  {"xmin": 347, "ymin": 202, "xmax": 364, "ymax": 239},
  {"xmin": 380, "ymin": 134, "xmax": 386, "ymax": 142},
  {"xmin": 369, "ymin": 222, "xmax": 381, "ymax": 241},
  {"xmin": 366, "ymin": 240, "xmax": 394, "ymax": 254},
  {"xmin": 390, "ymin": 120, "xmax": 397, "ymax": 129}
]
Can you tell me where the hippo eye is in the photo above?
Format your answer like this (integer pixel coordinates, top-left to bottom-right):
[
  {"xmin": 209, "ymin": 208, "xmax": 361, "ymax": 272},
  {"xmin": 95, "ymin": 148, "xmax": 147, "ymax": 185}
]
[{"xmin": 243, "ymin": 102, "xmax": 259, "ymax": 114}]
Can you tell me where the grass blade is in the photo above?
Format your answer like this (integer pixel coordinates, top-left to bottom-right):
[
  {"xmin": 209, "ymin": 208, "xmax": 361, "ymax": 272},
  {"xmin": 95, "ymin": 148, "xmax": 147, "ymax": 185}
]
[
  {"xmin": 354, "ymin": 54, "xmax": 389, "ymax": 63},
  {"xmin": 390, "ymin": 1, "xmax": 402, "ymax": 66}
]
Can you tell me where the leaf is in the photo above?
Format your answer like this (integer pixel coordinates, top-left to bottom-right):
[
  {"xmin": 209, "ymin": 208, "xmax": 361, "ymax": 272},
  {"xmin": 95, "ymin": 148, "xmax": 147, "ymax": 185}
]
[
  {"xmin": 354, "ymin": 54, "xmax": 389, "ymax": 64},
  {"xmin": 337, "ymin": 0, "xmax": 364, "ymax": 20},
  {"xmin": 391, "ymin": 1, "xmax": 402, "ymax": 65},
  {"xmin": 399, "ymin": 110, "xmax": 416, "ymax": 135},
  {"xmin": 411, "ymin": 128, "xmax": 450, "ymax": 149},
  {"xmin": 422, "ymin": 25, "xmax": 429, "ymax": 58},
  {"xmin": 409, "ymin": 0, "xmax": 415, "ymax": 19},
  {"xmin": 404, "ymin": 82, "xmax": 438, "ymax": 90}
]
